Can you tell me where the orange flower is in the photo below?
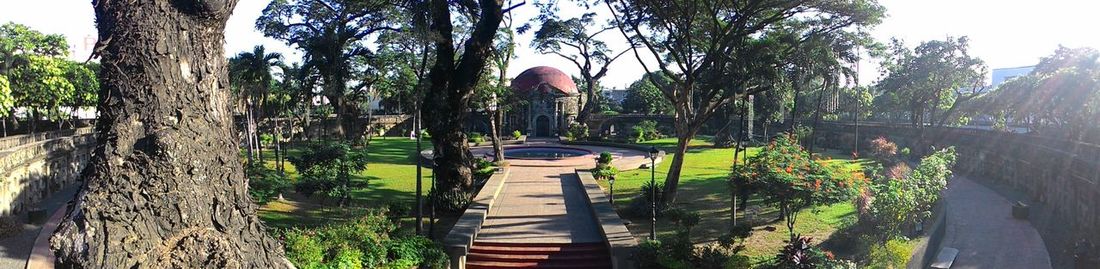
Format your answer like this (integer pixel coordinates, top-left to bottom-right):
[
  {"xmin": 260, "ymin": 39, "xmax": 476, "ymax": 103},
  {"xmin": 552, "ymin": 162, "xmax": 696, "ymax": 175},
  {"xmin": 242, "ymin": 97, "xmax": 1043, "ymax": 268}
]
[
  {"xmin": 785, "ymin": 166, "xmax": 793, "ymax": 173},
  {"xmin": 825, "ymin": 251, "xmax": 835, "ymax": 260}
]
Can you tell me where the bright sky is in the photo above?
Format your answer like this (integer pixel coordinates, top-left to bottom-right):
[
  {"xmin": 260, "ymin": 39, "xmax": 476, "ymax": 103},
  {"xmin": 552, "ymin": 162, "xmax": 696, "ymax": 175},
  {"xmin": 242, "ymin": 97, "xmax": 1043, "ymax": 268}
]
[{"xmin": 2, "ymin": 0, "xmax": 1099, "ymax": 87}]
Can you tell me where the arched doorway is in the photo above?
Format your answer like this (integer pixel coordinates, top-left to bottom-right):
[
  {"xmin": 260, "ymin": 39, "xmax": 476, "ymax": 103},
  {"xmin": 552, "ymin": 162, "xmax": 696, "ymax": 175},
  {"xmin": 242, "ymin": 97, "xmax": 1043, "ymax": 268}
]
[{"xmin": 535, "ymin": 115, "xmax": 550, "ymax": 137}]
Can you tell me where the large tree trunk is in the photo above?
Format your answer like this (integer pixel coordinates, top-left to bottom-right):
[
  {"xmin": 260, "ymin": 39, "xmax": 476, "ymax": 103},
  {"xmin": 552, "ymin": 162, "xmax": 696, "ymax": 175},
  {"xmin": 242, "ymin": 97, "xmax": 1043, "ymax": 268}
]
[
  {"xmin": 423, "ymin": 0, "xmax": 503, "ymax": 193},
  {"xmin": 51, "ymin": 1, "xmax": 290, "ymax": 267},
  {"xmin": 661, "ymin": 126, "xmax": 697, "ymax": 204},
  {"xmin": 489, "ymin": 109, "xmax": 504, "ymax": 162}
]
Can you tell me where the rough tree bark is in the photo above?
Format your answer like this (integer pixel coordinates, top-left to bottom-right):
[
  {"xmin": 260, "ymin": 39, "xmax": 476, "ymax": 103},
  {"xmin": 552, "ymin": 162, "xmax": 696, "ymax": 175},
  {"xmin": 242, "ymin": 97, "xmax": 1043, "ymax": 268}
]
[
  {"xmin": 423, "ymin": 0, "xmax": 504, "ymax": 192},
  {"xmin": 50, "ymin": 0, "xmax": 291, "ymax": 268}
]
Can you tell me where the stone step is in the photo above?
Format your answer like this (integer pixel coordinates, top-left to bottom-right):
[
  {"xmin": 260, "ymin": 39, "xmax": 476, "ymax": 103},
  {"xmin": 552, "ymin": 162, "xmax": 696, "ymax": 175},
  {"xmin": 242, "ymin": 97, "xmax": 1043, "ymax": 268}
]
[
  {"xmin": 470, "ymin": 242, "xmax": 606, "ymax": 255},
  {"xmin": 466, "ymin": 260, "xmax": 610, "ymax": 269},
  {"xmin": 467, "ymin": 252, "xmax": 609, "ymax": 263}
]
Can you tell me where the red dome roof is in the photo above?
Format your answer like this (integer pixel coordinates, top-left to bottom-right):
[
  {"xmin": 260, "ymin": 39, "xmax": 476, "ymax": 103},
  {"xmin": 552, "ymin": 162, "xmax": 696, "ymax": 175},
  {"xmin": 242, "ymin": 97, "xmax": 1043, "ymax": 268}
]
[{"xmin": 510, "ymin": 66, "xmax": 578, "ymax": 95}]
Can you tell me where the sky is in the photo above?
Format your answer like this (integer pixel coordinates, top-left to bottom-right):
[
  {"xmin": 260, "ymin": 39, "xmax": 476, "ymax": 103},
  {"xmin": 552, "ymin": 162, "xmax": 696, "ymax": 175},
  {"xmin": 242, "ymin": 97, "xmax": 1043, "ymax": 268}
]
[{"xmin": 2, "ymin": 0, "xmax": 1100, "ymax": 88}]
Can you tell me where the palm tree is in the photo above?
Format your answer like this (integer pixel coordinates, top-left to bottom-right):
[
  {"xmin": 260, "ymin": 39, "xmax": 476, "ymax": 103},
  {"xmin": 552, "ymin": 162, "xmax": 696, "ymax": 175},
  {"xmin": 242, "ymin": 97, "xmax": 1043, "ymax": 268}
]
[{"xmin": 229, "ymin": 45, "xmax": 283, "ymax": 165}]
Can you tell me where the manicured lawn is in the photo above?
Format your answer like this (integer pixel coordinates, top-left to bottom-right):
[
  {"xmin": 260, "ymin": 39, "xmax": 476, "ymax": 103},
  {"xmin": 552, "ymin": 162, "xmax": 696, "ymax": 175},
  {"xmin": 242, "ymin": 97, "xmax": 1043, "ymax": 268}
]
[
  {"xmin": 251, "ymin": 137, "xmax": 435, "ymax": 229},
  {"xmin": 598, "ymin": 137, "xmax": 869, "ymax": 263}
]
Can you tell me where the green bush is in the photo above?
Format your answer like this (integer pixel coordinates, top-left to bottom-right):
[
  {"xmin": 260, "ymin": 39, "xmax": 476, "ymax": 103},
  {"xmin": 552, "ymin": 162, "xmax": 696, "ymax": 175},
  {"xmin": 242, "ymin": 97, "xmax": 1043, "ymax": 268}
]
[
  {"xmin": 867, "ymin": 239, "xmax": 912, "ymax": 269},
  {"xmin": 566, "ymin": 123, "xmax": 589, "ymax": 141},
  {"xmin": 430, "ymin": 189, "xmax": 472, "ymax": 215},
  {"xmin": 246, "ymin": 164, "xmax": 289, "ymax": 205},
  {"xmin": 512, "ymin": 130, "xmax": 523, "ymax": 139},
  {"xmin": 629, "ymin": 181, "xmax": 669, "ymax": 218},
  {"xmin": 280, "ymin": 210, "xmax": 447, "ymax": 269},
  {"xmin": 260, "ymin": 133, "xmax": 274, "ymax": 147},
  {"xmin": 597, "ymin": 151, "xmax": 614, "ymax": 164},
  {"xmin": 633, "ymin": 120, "xmax": 661, "ymax": 142},
  {"xmin": 867, "ymin": 147, "xmax": 956, "ymax": 241},
  {"xmin": 468, "ymin": 132, "xmax": 485, "ymax": 144}
]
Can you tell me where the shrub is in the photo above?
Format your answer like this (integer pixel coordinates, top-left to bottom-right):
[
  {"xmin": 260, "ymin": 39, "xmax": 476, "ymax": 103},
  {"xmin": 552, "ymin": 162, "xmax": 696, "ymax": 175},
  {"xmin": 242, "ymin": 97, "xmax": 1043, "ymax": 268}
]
[
  {"xmin": 469, "ymin": 132, "xmax": 485, "ymax": 144},
  {"xmin": 882, "ymin": 162, "xmax": 911, "ymax": 181},
  {"xmin": 289, "ymin": 142, "xmax": 368, "ymax": 204},
  {"xmin": 733, "ymin": 134, "xmax": 860, "ymax": 237},
  {"xmin": 633, "ymin": 120, "xmax": 661, "ymax": 142},
  {"xmin": 592, "ymin": 152, "xmax": 618, "ymax": 180},
  {"xmin": 430, "ymin": 189, "xmax": 472, "ymax": 215},
  {"xmin": 867, "ymin": 239, "xmax": 912, "ymax": 269},
  {"xmin": 867, "ymin": 137, "xmax": 899, "ymax": 165},
  {"xmin": 629, "ymin": 181, "xmax": 669, "ymax": 218},
  {"xmin": 566, "ymin": 123, "xmax": 589, "ymax": 141},
  {"xmin": 260, "ymin": 133, "xmax": 274, "ymax": 147},
  {"xmin": 280, "ymin": 210, "xmax": 448, "ymax": 269},
  {"xmin": 246, "ymin": 164, "xmax": 290, "ymax": 205},
  {"xmin": 635, "ymin": 209, "xmax": 747, "ymax": 269},
  {"xmin": 772, "ymin": 236, "xmax": 855, "ymax": 269},
  {"xmin": 512, "ymin": 130, "xmax": 523, "ymax": 139},
  {"xmin": 866, "ymin": 147, "xmax": 957, "ymax": 242}
]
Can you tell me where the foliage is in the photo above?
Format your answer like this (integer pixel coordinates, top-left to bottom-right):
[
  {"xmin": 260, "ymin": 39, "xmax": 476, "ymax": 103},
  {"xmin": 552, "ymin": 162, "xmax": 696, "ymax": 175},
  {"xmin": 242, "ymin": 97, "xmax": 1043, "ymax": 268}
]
[
  {"xmin": 866, "ymin": 137, "xmax": 899, "ymax": 165},
  {"xmin": 288, "ymin": 142, "xmax": 369, "ymax": 204},
  {"xmin": 280, "ymin": 210, "xmax": 447, "ymax": 269},
  {"xmin": 0, "ymin": 75, "xmax": 11, "ymax": 118},
  {"xmin": 246, "ymin": 164, "xmax": 290, "ymax": 205},
  {"xmin": 62, "ymin": 61, "xmax": 98, "ymax": 110},
  {"xmin": 429, "ymin": 188, "xmax": 472, "ymax": 215},
  {"xmin": 629, "ymin": 180, "xmax": 669, "ymax": 218},
  {"xmin": 530, "ymin": 2, "xmax": 628, "ymax": 122},
  {"xmin": 633, "ymin": 120, "xmax": 661, "ymax": 142},
  {"xmin": 621, "ymin": 72, "xmax": 673, "ymax": 115},
  {"xmin": 512, "ymin": 130, "xmax": 522, "ymax": 139},
  {"xmin": 468, "ymin": 132, "xmax": 485, "ymax": 144},
  {"xmin": 873, "ymin": 37, "xmax": 987, "ymax": 127},
  {"xmin": 8, "ymin": 55, "xmax": 74, "ymax": 120},
  {"xmin": 732, "ymin": 134, "xmax": 860, "ymax": 237},
  {"xmin": 866, "ymin": 239, "xmax": 912, "ymax": 269},
  {"xmin": 635, "ymin": 209, "xmax": 746, "ymax": 269},
  {"xmin": 772, "ymin": 236, "xmax": 856, "ymax": 269},
  {"xmin": 982, "ymin": 46, "xmax": 1100, "ymax": 138},
  {"xmin": 593, "ymin": 163, "xmax": 618, "ymax": 181},
  {"xmin": 565, "ymin": 123, "xmax": 589, "ymax": 141},
  {"xmin": 866, "ymin": 147, "xmax": 957, "ymax": 242}
]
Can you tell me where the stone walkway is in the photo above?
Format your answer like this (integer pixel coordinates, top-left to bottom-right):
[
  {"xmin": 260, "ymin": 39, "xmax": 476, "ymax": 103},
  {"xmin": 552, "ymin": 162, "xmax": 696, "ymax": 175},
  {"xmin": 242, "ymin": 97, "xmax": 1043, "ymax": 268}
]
[
  {"xmin": 942, "ymin": 176, "xmax": 1052, "ymax": 269},
  {"xmin": 0, "ymin": 185, "xmax": 79, "ymax": 269},
  {"xmin": 476, "ymin": 166, "xmax": 603, "ymax": 243}
]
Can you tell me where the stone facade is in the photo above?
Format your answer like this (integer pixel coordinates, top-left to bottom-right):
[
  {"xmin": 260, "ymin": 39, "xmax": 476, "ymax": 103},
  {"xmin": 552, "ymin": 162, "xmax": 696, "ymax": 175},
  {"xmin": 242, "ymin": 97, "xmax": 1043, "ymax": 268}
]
[
  {"xmin": 0, "ymin": 128, "xmax": 95, "ymax": 216},
  {"xmin": 507, "ymin": 66, "xmax": 582, "ymax": 137}
]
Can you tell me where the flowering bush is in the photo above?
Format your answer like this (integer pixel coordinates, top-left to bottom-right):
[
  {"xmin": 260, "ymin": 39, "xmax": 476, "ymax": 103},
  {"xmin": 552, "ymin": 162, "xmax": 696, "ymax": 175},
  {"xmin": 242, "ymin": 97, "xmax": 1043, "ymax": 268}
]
[
  {"xmin": 867, "ymin": 137, "xmax": 899, "ymax": 164},
  {"xmin": 730, "ymin": 133, "xmax": 860, "ymax": 236},
  {"xmin": 866, "ymin": 147, "xmax": 957, "ymax": 242}
]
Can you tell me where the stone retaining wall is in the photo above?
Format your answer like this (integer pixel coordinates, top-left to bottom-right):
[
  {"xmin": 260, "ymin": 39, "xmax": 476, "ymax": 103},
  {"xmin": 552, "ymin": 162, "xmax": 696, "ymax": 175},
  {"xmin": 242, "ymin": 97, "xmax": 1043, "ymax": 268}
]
[
  {"xmin": 815, "ymin": 122, "xmax": 1100, "ymax": 250},
  {"xmin": 0, "ymin": 129, "xmax": 95, "ymax": 216}
]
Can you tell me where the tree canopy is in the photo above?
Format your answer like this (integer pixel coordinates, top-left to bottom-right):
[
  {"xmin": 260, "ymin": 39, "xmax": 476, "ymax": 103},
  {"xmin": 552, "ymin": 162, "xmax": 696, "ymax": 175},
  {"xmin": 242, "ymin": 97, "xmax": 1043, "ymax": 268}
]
[{"xmin": 983, "ymin": 46, "xmax": 1099, "ymax": 138}]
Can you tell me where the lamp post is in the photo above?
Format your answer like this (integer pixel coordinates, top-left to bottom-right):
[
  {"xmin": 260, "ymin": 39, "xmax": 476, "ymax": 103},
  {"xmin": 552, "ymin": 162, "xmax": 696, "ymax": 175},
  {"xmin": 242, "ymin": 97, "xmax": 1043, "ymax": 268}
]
[
  {"xmin": 648, "ymin": 146, "xmax": 659, "ymax": 241},
  {"xmin": 608, "ymin": 175, "xmax": 616, "ymax": 205}
]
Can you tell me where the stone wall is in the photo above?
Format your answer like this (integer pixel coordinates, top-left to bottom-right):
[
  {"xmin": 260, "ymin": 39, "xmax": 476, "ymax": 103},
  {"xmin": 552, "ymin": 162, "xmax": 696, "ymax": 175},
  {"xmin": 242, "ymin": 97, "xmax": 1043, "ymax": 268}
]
[
  {"xmin": 0, "ymin": 128, "xmax": 95, "ymax": 216},
  {"xmin": 815, "ymin": 122, "xmax": 1100, "ymax": 249}
]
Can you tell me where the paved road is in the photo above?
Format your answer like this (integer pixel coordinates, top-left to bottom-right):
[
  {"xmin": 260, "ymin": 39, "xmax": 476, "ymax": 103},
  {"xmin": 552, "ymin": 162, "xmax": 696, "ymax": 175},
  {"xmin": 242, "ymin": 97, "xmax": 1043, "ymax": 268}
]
[
  {"xmin": 942, "ymin": 176, "xmax": 1052, "ymax": 269},
  {"xmin": 475, "ymin": 166, "xmax": 604, "ymax": 243}
]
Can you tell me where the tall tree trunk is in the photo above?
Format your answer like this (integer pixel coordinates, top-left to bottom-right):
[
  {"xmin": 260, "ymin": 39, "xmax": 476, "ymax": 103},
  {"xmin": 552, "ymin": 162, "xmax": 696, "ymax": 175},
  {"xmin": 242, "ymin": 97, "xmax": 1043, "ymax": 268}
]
[
  {"xmin": 489, "ymin": 108, "xmax": 504, "ymax": 162},
  {"xmin": 423, "ymin": 0, "xmax": 504, "ymax": 193},
  {"xmin": 661, "ymin": 125, "xmax": 698, "ymax": 203},
  {"xmin": 245, "ymin": 104, "xmax": 255, "ymax": 165},
  {"xmin": 51, "ymin": 1, "xmax": 290, "ymax": 267}
]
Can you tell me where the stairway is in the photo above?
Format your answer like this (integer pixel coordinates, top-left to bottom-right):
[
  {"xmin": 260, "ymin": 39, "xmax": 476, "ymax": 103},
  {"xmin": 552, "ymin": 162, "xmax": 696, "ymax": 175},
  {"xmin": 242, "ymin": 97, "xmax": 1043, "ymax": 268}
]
[{"xmin": 466, "ymin": 241, "xmax": 611, "ymax": 269}]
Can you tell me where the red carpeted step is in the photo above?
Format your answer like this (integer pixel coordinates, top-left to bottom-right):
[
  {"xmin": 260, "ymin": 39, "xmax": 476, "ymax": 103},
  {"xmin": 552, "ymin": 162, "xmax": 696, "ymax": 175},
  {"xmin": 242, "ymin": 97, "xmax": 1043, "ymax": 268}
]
[{"xmin": 469, "ymin": 242, "xmax": 606, "ymax": 255}]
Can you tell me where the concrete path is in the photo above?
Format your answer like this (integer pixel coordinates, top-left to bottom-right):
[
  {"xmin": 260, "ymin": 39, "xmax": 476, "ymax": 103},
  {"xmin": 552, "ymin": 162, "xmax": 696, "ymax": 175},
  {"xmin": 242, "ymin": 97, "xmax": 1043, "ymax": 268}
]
[
  {"xmin": 942, "ymin": 176, "xmax": 1052, "ymax": 269},
  {"xmin": 0, "ymin": 185, "xmax": 79, "ymax": 269},
  {"xmin": 476, "ymin": 166, "xmax": 603, "ymax": 243}
]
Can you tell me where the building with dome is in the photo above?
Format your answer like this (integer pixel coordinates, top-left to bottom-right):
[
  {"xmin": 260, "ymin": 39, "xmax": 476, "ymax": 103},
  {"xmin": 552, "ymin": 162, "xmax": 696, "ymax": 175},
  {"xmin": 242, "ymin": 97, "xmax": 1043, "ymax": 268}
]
[{"xmin": 506, "ymin": 66, "xmax": 583, "ymax": 137}]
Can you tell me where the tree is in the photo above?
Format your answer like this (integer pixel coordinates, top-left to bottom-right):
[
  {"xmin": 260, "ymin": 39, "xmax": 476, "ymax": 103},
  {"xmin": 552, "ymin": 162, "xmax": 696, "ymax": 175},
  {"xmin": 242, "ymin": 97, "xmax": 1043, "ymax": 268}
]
[
  {"xmin": 229, "ymin": 45, "xmax": 283, "ymax": 164},
  {"xmin": 730, "ymin": 134, "xmax": 859, "ymax": 238},
  {"xmin": 984, "ymin": 46, "xmax": 1099, "ymax": 139},
  {"xmin": 8, "ymin": 54, "xmax": 74, "ymax": 131},
  {"xmin": 480, "ymin": 7, "xmax": 524, "ymax": 162},
  {"xmin": 257, "ymin": 0, "xmax": 398, "ymax": 140},
  {"xmin": 0, "ymin": 74, "xmax": 11, "ymax": 135},
  {"xmin": 50, "ymin": 1, "xmax": 290, "ymax": 267},
  {"xmin": 0, "ymin": 22, "xmax": 69, "ymax": 133},
  {"xmin": 531, "ymin": 1, "xmax": 630, "ymax": 124},
  {"xmin": 620, "ymin": 72, "xmax": 672, "ymax": 115},
  {"xmin": 608, "ymin": 0, "xmax": 884, "ymax": 202},
  {"xmin": 64, "ymin": 61, "xmax": 99, "ymax": 118},
  {"xmin": 421, "ymin": 0, "xmax": 512, "ymax": 193},
  {"xmin": 874, "ymin": 37, "xmax": 987, "ymax": 129}
]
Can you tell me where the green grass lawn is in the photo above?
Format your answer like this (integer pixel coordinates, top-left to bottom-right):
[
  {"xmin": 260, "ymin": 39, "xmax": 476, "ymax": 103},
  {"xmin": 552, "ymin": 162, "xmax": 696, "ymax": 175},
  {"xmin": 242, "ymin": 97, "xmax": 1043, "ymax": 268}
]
[
  {"xmin": 598, "ymin": 137, "xmax": 870, "ymax": 263},
  {"xmin": 252, "ymin": 137, "xmax": 435, "ymax": 229}
]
